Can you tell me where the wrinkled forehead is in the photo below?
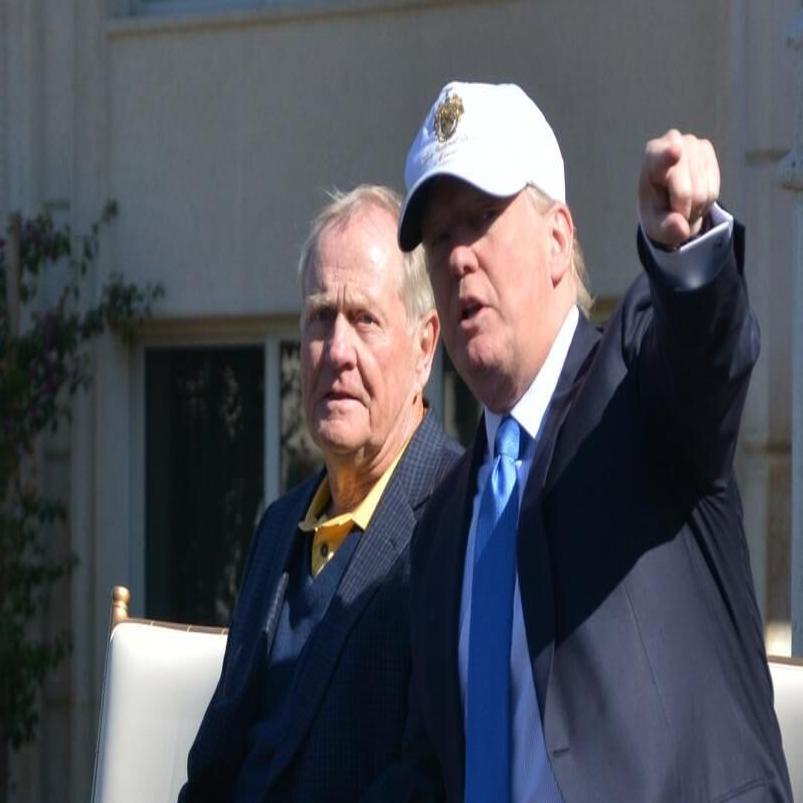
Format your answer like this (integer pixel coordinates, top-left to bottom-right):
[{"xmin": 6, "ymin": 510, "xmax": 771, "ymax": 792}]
[
  {"xmin": 302, "ymin": 246, "xmax": 406, "ymax": 316},
  {"xmin": 304, "ymin": 210, "xmax": 402, "ymax": 287}
]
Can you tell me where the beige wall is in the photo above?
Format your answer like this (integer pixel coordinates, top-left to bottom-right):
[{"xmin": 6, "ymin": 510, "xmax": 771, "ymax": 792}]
[
  {"xmin": 105, "ymin": 0, "xmax": 733, "ymax": 316},
  {"xmin": 3, "ymin": 0, "xmax": 799, "ymax": 799}
]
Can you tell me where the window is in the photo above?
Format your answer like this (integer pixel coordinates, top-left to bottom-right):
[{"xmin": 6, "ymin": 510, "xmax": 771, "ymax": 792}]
[
  {"xmin": 279, "ymin": 340, "xmax": 322, "ymax": 491},
  {"xmin": 145, "ymin": 345, "xmax": 265, "ymax": 625}
]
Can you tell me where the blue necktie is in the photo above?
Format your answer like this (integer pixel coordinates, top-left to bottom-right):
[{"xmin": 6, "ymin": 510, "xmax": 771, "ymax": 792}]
[{"xmin": 465, "ymin": 415, "xmax": 524, "ymax": 803}]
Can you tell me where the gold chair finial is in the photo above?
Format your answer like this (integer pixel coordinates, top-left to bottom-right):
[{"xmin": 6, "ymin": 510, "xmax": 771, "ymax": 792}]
[{"xmin": 111, "ymin": 586, "xmax": 131, "ymax": 629}]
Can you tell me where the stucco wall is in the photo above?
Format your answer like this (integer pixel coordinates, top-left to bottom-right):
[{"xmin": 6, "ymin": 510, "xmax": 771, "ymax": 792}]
[
  {"xmin": 3, "ymin": 0, "xmax": 800, "ymax": 800},
  {"xmin": 105, "ymin": 0, "xmax": 729, "ymax": 316}
]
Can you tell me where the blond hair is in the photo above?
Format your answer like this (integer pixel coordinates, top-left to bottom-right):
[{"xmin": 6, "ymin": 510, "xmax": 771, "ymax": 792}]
[{"xmin": 527, "ymin": 185, "xmax": 593, "ymax": 317}]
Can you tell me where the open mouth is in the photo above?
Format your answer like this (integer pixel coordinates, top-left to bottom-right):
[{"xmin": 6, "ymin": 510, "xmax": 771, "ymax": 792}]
[{"xmin": 460, "ymin": 301, "xmax": 483, "ymax": 321}]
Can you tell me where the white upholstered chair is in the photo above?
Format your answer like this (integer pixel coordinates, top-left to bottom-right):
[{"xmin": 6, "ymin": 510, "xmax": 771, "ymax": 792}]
[
  {"xmin": 768, "ymin": 655, "xmax": 803, "ymax": 799},
  {"xmin": 91, "ymin": 587, "xmax": 227, "ymax": 803},
  {"xmin": 90, "ymin": 592, "xmax": 800, "ymax": 802}
]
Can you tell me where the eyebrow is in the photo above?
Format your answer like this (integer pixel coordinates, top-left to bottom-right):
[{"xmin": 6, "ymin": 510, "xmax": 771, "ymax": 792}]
[{"xmin": 303, "ymin": 289, "xmax": 374, "ymax": 311}]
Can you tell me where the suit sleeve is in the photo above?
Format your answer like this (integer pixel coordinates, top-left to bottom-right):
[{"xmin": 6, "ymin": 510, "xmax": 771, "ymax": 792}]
[{"xmin": 633, "ymin": 220, "xmax": 759, "ymax": 489}]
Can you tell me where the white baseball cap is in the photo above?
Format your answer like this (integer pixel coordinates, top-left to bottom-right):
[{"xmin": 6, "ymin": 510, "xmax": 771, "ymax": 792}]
[{"xmin": 398, "ymin": 81, "xmax": 565, "ymax": 251}]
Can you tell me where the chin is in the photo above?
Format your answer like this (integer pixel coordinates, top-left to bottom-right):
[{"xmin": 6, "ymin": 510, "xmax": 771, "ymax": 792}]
[
  {"xmin": 461, "ymin": 348, "xmax": 505, "ymax": 384},
  {"xmin": 313, "ymin": 423, "xmax": 366, "ymax": 455},
  {"xmin": 463, "ymin": 358, "xmax": 515, "ymax": 410}
]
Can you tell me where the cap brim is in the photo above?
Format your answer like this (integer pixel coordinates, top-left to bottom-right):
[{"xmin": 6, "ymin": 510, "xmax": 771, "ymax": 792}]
[
  {"xmin": 398, "ymin": 159, "xmax": 528, "ymax": 251},
  {"xmin": 398, "ymin": 172, "xmax": 439, "ymax": 252}
]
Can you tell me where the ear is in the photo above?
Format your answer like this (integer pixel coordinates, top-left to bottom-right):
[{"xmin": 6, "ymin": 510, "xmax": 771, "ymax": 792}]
[
  {"xmin": 413, "ymin": 309, "xmax": 440, "ymax": 391},
  {"xmin": 547, "ymin": 203, "xmax": 574, "ymax": 286}
]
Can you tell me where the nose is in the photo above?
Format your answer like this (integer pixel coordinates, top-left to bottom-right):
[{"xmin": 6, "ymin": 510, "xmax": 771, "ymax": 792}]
[
  {"xmin": 447, "ymin": 241, "xmax": 479, "ymax": 279},
  {"xmin": 326, "ymin": 314, "xmax": 357, "ymax": 368}
]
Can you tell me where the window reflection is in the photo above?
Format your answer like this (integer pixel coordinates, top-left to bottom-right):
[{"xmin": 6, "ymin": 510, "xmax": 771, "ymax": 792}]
[
  {"xmin": 279, "ymin": 340, "xmax": 323, "ymax": 492},
  {"xmin": 442, "ymin": 349, "xmax": 481, "ymax": 447},
  {"xmin": 145, "ymin": 346, "xmax": 264, "ymax": 626}
]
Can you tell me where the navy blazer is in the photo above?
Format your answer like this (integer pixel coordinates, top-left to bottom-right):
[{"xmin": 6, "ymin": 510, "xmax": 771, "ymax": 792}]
[
  {"xmin": 178, "ymin": 411, "xmax": 461, "ymax": 802},
  {"xmin": 407, "ymin": 227, "xmax": 793, "ymax": 802}
]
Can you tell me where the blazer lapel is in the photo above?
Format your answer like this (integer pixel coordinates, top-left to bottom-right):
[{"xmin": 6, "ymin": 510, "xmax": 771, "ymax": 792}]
[
  {"xmin": 517, "ymin": 316, "xmax": 599, "ymax": 746},
  {"xmin": 247, "ymin": 414, "xmax": 458, "ymax": 788},
  {"xmin": 425, "ymin": 433, "xmax": 484, "ymax": 800},
  {"xmin": 265, "ymin": 483, "xmax": 415, "ymax": 786},
  {"xmin": 546, "ymin": 313, "xmax": 617, "ymax": 492}
]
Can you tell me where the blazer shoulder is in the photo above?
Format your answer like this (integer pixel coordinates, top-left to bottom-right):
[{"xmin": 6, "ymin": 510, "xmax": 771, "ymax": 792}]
[
  {"xmin": 395, "ymin": 411, "xmax": 463, "ymax": 512},
  {"xmin": 416, "ymin": 440, "xmax": 473, "ymax": 533}
]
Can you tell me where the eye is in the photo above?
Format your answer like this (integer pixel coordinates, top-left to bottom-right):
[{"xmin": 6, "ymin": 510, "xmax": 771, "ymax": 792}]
[
  {"xmin": 475, "ymin": 205, "xmax": 500, "ymax": 228},
  {"xmin": 423, "ymin": 228, "xmax": 451, "ymax": 258},
  {"xmin": 353, "ymin": 310, "xmax": 378, "ymax": 328},
  {"xmin": 422, "ymin": 215, "xmax": 450, "ymax": 247},
  {"xmin": 306, "ymin": 306, "xmax": 334, "ymax": 327}
]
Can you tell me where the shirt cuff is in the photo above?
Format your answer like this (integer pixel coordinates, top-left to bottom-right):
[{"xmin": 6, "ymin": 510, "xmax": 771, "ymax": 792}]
[{"xmin": 641, "ymin": 204, "xmax": 734, "ymax": 290}]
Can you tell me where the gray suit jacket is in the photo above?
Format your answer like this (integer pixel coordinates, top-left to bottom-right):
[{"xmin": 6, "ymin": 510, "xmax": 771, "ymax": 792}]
[{"xmin": 179, "ymin": 410, "xmax": 461, "ymax": 802}]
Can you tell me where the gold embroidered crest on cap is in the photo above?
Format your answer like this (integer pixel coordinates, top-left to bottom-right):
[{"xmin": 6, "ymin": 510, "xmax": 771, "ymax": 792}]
[{"xmin": 434, "ymin": 93, "xmax": 464, "ymax": 143}]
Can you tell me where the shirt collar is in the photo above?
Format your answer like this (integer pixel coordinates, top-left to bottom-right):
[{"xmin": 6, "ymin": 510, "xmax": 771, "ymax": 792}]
[
  {"xmin": 298, "ymin": 433, "xmax": 411, "ymax": 534},
  {"xmin": 484, "ymin": 305, "xmax": 579, "ymax": 454}
]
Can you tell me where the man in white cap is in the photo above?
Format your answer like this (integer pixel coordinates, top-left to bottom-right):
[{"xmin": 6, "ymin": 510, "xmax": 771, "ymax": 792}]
[{"xmin": 394, "ymin": 82, "xmax": 792, "ymax": 802}]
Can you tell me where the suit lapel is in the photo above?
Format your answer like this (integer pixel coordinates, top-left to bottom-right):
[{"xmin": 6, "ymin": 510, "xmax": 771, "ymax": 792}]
[
  {"xmin": 426, "ymin": 433, "xmax": 484, "ymax": 799},
  {"xmin": 517, "ymin": 387, "xmax": 571, "ymax": 738},
  {"xmin": 546, "ymin": 313, "xmax": 618, "ymax": 493},
  {"xmin": 265, "ymin": 484, "xmax": 414, "ymax": 785},
  {"xmin": 264, "ymin": 414, "xmax": 454, "ymax": 788},
  {"xmin": 517, "ymin": 316, "xmax": 599, "ymax": 744}
]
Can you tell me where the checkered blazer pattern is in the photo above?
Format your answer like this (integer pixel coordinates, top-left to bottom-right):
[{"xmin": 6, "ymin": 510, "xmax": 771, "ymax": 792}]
[{"xmin": 178, "ymin": 411, "xmax": 461, "ymax": 803}]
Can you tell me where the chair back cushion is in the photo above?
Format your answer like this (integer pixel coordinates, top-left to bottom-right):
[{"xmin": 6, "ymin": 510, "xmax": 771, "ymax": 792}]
[
  {"xmin": 92, "ymin": 621, "xmax": 226, "ymax": 803},
  {"xmin": 769, "ymin": 657, "xmax": 803, "ymax": 800}
]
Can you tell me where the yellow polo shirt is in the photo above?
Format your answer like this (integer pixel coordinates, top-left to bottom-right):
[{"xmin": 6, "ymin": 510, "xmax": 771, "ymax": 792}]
[{"xmin": 298, "ymin": 444, "xmax": 409, "ymax": 577}]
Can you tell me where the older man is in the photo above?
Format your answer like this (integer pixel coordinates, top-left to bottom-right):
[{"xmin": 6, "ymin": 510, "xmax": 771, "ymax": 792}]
[
  {"xmin": 178, "ymin": 185, "xmax": 460, "ymax": 802},
  {"xmin": 396, "ymin": 82, "xmax": 792, "ymax": 802}
]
